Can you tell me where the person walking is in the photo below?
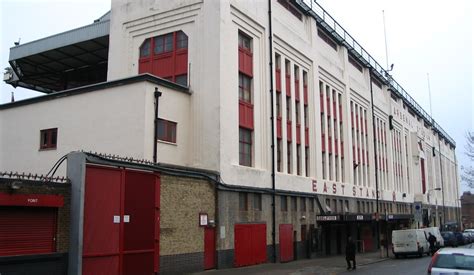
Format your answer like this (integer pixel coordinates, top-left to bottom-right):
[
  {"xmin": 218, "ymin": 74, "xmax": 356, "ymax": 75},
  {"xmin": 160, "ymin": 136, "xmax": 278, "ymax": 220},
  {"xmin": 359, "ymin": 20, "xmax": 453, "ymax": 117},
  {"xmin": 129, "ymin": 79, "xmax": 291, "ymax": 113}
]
[
  {"xmin": 346, "ymin": 236, "xmax": 356, "ymax": 270},
  {"xmin": 427, "ymin": 233, "xmax": 437, "ymax": 256}
]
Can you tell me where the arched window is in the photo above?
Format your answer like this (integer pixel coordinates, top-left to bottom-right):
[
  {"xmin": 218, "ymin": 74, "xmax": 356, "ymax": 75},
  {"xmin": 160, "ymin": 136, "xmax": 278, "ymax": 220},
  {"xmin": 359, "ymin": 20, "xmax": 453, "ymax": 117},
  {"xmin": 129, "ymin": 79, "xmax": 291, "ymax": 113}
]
[{"xmin": 139, "ymin": 31, "xmax": 188, "ymax": 86}]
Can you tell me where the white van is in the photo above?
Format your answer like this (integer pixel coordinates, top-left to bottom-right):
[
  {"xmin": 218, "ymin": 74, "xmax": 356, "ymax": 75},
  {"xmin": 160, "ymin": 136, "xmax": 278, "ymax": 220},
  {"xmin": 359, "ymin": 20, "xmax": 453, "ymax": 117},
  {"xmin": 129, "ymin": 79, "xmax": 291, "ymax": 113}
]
[
  {"xmin": 423, "ymin": 227, "xmax": 444, "ymax": 248},
  {"xmin": 392, "ymin": 229, "xmax": 430, "ymax": 258}
]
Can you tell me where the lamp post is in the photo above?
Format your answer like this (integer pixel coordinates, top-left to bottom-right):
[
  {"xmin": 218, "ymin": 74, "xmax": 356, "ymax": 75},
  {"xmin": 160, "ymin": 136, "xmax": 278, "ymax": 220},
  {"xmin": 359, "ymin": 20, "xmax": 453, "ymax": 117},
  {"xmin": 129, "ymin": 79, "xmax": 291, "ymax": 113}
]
[{"xmin": 427, "ymin": 187, "xmax": 441, "ymax": 227}]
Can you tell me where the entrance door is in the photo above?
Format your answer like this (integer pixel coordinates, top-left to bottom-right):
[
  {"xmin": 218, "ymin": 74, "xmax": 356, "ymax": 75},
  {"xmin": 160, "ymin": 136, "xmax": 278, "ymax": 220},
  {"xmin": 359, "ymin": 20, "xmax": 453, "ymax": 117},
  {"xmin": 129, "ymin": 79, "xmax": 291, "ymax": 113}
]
[
  {"xmin": 83, "ymin": 166, "xmax": 160, "ymax": 275},
  {"xmin": 279, "ymin": 224, "xmax": 293, "ymax": 262},
  {"xmin": 234, "ymin": 224, "xmax": 267, "ymax": 267},
  {"xmin": 204, "ymin": 227, "xmax": 216, "ymax": 269}
]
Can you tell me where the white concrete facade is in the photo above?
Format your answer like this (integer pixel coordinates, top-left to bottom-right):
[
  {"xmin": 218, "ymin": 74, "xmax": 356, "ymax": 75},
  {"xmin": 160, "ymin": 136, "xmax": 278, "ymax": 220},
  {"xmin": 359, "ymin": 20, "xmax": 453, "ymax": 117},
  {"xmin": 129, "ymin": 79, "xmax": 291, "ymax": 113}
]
[{"xmin": 0, "ymin": 0, "xmax": 460, "ymax": 210}]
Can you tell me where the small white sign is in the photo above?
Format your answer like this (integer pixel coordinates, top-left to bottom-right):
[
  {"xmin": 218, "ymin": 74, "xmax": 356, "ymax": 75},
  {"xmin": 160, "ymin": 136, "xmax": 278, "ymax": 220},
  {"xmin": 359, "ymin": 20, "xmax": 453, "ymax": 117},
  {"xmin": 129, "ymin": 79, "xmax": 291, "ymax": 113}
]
[
  {"xmin": 113, "ymin": 215, "xmax": 120, "ymax": 224},
  {"xmin": 220, "ymin": 226, "xmax": 226, "ymax": 239},
  {"xmin": 124, "ymin": 215, "xmax": 130, "ymax": 223},
  {"xmin": 199, "ymin": 213, "xmax": 208, "ymax": 226}
]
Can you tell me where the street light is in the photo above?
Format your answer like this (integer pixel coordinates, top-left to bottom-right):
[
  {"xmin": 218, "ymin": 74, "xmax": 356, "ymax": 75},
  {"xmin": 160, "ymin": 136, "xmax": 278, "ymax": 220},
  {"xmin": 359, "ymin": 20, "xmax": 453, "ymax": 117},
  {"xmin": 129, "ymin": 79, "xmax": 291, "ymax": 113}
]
[{"xmin": 427, "ymin": 187, "xmax": 441, "ymax": 227}]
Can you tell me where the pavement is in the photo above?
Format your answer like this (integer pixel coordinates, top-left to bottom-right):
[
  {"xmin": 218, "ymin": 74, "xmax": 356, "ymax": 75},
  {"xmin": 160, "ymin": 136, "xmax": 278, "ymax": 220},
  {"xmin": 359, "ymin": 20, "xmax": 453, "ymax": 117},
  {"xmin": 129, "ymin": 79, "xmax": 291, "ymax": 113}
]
[{"xmin": 194, "ymin": 251, "xmax": 390, "ymax": 275}]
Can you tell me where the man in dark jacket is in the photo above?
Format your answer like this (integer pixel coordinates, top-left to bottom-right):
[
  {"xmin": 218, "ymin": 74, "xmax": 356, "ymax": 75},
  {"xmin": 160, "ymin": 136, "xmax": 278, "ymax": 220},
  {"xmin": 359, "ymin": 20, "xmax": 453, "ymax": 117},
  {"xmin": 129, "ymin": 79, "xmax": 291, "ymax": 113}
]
[
  {"xmin": 427, "ymin": 233, "xmax": 437, "ymax": 255},
  {"xmin": 346, "ymin": 236, "xmax": 356, "ymax": 270}
]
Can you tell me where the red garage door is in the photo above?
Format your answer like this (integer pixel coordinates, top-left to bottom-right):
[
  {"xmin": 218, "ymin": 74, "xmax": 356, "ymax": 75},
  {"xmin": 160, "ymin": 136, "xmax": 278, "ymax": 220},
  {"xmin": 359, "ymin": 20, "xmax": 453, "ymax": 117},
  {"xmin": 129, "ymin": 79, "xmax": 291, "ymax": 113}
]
[
  {"xmin": 279, "ymin": 224, "xmax": 294, "ymax": 262},
  {"xmin": 83, "ymin": 165, "xmax": 160, "ymax": 275},
  {"xmin": 0, "ymin": 207, "xmax": 57, "ymax": 256},
  {"xmin": 234, "ymin": 224, "xmax": 267, "ymax": 267}
]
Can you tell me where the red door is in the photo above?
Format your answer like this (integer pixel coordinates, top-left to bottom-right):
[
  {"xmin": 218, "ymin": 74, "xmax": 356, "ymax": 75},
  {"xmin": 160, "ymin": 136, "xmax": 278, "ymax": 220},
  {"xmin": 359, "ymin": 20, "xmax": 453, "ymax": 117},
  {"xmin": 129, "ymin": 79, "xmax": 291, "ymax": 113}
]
[
  {"xmin": 204, "ymin": 227, "xmax": 216, "ymax": 269},
  {"xmin": 279, "ymin": 224, "xmax": 294, "ymax": 262},
  {"xmin": 83, "ymin": 166, "xmax": 121, "ymax": 275},
  {"xmin": 234, "ymin": 224, "xmax": 267, "ymax": 267},
  {"xmin": 83, "ymin": 165, "xmax": 160, "ymax": 275}
]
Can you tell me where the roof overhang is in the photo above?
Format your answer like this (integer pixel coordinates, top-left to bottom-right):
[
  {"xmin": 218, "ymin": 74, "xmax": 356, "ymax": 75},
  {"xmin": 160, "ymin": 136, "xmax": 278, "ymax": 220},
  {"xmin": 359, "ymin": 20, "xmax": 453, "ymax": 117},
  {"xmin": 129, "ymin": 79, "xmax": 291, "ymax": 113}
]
[{"xmin": 5, "ymin": 12, "xmax": 110, "ymax": 93}]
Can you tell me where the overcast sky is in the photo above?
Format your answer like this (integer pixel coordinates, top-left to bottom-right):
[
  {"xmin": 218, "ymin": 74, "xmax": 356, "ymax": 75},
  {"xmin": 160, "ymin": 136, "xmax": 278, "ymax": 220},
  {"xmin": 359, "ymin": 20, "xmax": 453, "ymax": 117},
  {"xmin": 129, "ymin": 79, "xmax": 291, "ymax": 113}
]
[{"xmin": 1, "ymin": 0, "xmax": 473, "ymax": 192}]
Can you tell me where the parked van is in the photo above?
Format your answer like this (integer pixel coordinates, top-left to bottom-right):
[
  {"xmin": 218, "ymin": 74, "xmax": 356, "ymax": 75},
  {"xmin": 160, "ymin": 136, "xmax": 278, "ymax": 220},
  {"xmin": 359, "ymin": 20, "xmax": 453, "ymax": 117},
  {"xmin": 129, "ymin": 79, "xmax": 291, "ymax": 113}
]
[
  {"xmin": 423, "ymin": 227, "xmax": 444, "ymax": 248},
  {"xmin": 392, "ymin": 229, "xmax": 430, "ymax": 258}
]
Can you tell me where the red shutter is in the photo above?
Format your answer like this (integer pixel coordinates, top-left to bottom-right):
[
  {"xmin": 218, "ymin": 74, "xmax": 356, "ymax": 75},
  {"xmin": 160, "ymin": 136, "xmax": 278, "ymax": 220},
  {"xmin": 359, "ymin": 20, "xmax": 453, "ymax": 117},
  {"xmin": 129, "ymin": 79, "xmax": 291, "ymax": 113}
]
[
  {"xmin": 320, "ymin": 93, "xmax": 324, "ymax": 113},
  {"xmin": 239, "ymin": 101, "xmax": 254, "ymax": 130},
  {"xmin": 0, "ymin": 207, "xmax": 57, "ymax": 256},
  {"xmin": 239, "ymin": 49, "xmax": 253, "ymax": 77},
  {"xmin": 303, "ymin": 85, "xmax": 308, "ymax": 105},
  {"xmin": 285, "ymin": 74, "xmax": 291, "ymax": 97},
  {"xmin": 276, "ymin": 69, "xmax": 282, "ymax": 92},
  {"xmin": 295, "ymin": 80, "xmax": 300, "ymax": 101}
]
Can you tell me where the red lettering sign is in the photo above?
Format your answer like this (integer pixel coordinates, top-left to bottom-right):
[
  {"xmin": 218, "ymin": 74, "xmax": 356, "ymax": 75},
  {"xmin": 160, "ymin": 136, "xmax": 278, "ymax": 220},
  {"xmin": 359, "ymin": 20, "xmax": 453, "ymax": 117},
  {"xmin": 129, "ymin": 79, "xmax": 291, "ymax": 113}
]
[
  {"xmin": 0, "ymin": 193, "xmax": 64, "ymax": 207},
  {"xmin": 332, "ymin": 184, "xmax": 337, "ymax": 194},
  {"xmin": 323, "ymin": 182, "xmax": 328, "ymax": 193},
  {"xmin": 312, "ymin": 180, "xmax": 317, "ymax": 192}
]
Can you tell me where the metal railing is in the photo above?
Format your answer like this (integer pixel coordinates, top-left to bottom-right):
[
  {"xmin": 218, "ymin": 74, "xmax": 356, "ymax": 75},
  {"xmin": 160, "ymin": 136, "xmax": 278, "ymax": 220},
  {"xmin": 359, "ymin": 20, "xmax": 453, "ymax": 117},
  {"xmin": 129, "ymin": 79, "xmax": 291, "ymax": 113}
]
[{"xmin": 294, "ymin": 0, "xmax": 455, "ymax": 146}]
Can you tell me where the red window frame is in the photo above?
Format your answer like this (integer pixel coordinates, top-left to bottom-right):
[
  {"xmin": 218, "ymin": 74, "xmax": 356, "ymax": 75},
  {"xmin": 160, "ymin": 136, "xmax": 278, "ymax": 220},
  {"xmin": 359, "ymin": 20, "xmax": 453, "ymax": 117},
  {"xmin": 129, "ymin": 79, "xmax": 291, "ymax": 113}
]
[
  {"xmin": 139, "ymin": 31, "xmax": 188, "ymax": 86},
  {"xmin": 40, "ymin": 128, "xmax": 58, "ymax": 150},
  {"xmin": 157, "ymin": 119, "xmax": 177, "ymax": 143}
]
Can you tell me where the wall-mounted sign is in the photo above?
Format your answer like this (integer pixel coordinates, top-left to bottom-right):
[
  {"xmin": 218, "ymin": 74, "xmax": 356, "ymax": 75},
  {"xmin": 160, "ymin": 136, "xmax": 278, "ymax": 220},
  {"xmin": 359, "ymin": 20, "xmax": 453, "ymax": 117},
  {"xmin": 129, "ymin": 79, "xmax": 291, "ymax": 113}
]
[
  {"xmin": 199, "ymin": 213, "xmax": 208, "ymax": 227},
  {"xmin": 316, "ymin": 215, "xmax": 340, "ymax": 221},
  {"xmin": 0, "ymin": 193, "xmax": 64, "ymax": 207}
]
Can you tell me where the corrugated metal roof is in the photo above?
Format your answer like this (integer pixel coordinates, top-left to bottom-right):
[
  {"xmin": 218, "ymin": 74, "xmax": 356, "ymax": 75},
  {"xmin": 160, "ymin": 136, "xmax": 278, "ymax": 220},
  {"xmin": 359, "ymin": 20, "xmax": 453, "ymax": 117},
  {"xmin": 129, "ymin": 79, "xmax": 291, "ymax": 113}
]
[{"xmin": 9, "ymin": 15, "xmax": 110, "ymax": 61}]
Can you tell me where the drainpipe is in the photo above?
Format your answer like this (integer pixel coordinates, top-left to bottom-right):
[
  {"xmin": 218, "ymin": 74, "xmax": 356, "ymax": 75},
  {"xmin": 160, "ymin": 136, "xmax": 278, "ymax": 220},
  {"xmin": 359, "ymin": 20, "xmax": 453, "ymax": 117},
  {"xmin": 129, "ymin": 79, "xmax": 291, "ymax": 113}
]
[
  {"xmin": 438, "ymin": 136, "xmax": 445, "ymax": 229},
  {"xmin": 153, "ymin": 87, "xmax": 162, "ymax": 163},
  {"xmin": 369, "ymin": 71, "xmax": 381, "ymax": 252},
  {"xmin": 268, "ymin": 0, "xmax": 277, "ymax": 263}
]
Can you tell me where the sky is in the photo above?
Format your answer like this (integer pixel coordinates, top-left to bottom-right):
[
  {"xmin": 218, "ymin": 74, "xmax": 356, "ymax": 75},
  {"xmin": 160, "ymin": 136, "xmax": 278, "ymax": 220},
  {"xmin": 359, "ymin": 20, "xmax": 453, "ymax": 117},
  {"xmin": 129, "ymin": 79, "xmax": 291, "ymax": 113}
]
[{"xmin": 0, "ymin": 0, "xmax": 473, "ymax": 192}]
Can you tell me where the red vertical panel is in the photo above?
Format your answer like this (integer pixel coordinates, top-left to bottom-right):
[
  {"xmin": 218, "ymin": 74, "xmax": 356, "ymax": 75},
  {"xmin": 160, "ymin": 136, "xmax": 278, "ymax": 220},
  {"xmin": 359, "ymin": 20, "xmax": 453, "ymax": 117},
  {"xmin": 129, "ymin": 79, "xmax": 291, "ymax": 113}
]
[
  {"xmin": 276, "ymin": 69, "xmax": 282, "ymax": 92},
  {"xmin": 356, "ymin": 114, "xmax": 359, "ymax": 131},
  {"xmin": 303, "ymin": 85, "xmax": 308, "ymax": 105},
  {"xmin": 154, "ymin": 175, "xmax": 161, "ymax": 273},
  {"xmin": 123, "ymin": 171, "xmax": 156, "ymax": 275},
  {"xmin": 0, "ymin": 207, "xmax": 57, "ymax": 256},
  {"xmin": 421, "ymin": 159, "xmax": 426, "ymax": 194},
  {"xmin": 252, "ymin": 224, "xmax": 267, "ymax": 264},
  {"xmin": 153, "ymin": 54, "xmax": 174, "ymax": 79},
  {"xmin": 238, "ymin": 49, "xmax": 253, "ymax": 77},
  {"xmin": 279, "ymin": 224, "xmax": 293, "ymax": 262},
  {"xmin": 285, "ymin": 75, "xmax": 291, "ymax": 97},
  {"xmin": 234, "ymin": 225, "xmax": 251, "ymax": 267},
  {"xmin": 175, "ymin": 51, "xmax": 188, "ymax": 75},
  {"xmin": 138, "ymin": 60, "xmax": 152, "ymax": 74},
  {"xmin": 204, "ymin": 227, "xmax": 216, "ymax": 269},
  {"xmin": 295, "ymin": 80, "xmax": 300, "ymax": 101},
  {"xmin": 239, "ymin": 101, "xmax": 254, "ymax": 130},
  {"xmin": 83, "ymin": 166, "xmax": 121, "ymax": 275}
]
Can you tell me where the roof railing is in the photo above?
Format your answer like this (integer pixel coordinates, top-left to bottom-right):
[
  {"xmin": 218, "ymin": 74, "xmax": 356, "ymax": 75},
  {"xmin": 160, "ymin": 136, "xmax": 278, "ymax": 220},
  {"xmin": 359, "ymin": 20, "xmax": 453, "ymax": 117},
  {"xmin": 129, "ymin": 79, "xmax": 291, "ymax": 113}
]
[{"xmin": 294, "ymin": 0, "xmax": 455, "ymax": 147}]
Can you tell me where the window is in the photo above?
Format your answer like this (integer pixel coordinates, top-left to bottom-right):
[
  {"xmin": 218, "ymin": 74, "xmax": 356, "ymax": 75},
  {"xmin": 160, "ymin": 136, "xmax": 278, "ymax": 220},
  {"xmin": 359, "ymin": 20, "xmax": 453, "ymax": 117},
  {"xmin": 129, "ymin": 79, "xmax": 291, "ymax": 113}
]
[
  {"xmin": 291, "ymin": 197, "xmax": 297, "ymax": 212},
  {"xmin": 297, "ymin": 145, "xmax": 301, "ymax": 175},
  {"xmin": 157, "ymin": 119, "xmax": 177, "ymax": 143},
  {"xmin": 139, "ymin": 31, "xmax": 188, "ymax": 85},
  {"xmin": 287, "ymin": 142, "xmax": 292, "ymax": 173},
  {"xmin": 253, "ymin": 193, "xmax": 262, "ymax": 211},
  {"xmin": 238, "ymin": 33, "xmax": 252, "ymax": 52},
  {"xmin": 239, "ymin": 193, "xmax": 248, "ymax": 211},
  {"xmin": 277, "ymin": 140, "xmax": 282, "ymax": 172},
  {"xmin": 281, "ymin": 196, "xmax": 288, "ymax": 211},
  {"xmin": 325, "ymin": 198, "xmax": 331, "ymax": 212},
  {"xmin": 286, "ymin": 96, "xmax": 292, "ymax": 121},
  {"xmin": 300, "ymin": 197, "xmax": 306, "ymax": 212},
  {"xmin": 317, "ymin": 29, "xmax": 337, "ymax": 51},
  {"xmin": 348, "ymin": 55, "xmax": 363, "ymax": 72},
  {"xmin": 310, "ymin": 198, "xmax": 314, "ymax": 212},
  {"xmin": 239, "ymin": 128, "xmax": 252, "ymax": 166},
  {"xmin": 357, "ymin": 201, "xmax": 361, "ymax": 213},
  {"xmin": 277, "ymin": 0, "xmax": 303, "ymax": 20},
  {"xmin": 345, "ymin": 200, "xmax": 349, "ymax": 213},
  {"xmin": 40, "ymin": 128, "xmax": 58, "ymax": 150},
  {"xmin": 372, "ymin": 78, "xmax": 382, "ymax": 89},
  {"xmin": 239, "ymin": 74, "xmax": 252, "ymax": 103},
  {"xmin": 333, "ymin": 199, "xmax": 338, "ymax": 213}
]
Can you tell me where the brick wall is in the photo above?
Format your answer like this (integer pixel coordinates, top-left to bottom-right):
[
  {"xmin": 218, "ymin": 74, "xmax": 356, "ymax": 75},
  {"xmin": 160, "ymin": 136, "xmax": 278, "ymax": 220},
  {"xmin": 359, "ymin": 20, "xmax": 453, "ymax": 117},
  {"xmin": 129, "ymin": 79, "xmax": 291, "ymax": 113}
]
[
  {"xmin": 160, "ymin": 175, "xmax": 215, "ymax": 256},
  {"xmin": 0, "ymin": 179, "xmax": 70, "ymax": 253}
]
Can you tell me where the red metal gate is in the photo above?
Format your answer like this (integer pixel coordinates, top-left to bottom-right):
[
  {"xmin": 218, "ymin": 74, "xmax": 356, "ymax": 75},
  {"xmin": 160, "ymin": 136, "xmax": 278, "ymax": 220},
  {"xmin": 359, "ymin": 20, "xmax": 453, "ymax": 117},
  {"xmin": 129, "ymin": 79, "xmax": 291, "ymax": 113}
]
[
  {"xmin": 279, "ymin": 224, "xmax": 294, "ymax": 262},
  {"xmin": 83, "ymin": 165, "xmax": 160, "ymax": 275},
  {"xmin": 204, "ymin": 227, "xmax": 216, "ymax": 269},
  {"xmin": 234, "ymin": 224, "xmax": 267, "ymax": 267}
]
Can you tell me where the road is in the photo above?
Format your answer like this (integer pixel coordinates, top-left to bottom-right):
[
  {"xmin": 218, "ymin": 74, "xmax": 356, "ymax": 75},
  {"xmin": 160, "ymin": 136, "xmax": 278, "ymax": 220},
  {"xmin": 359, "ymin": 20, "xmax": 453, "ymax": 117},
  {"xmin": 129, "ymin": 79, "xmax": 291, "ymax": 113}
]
[{"xmin": 339, "ymin": 256, "xmax": 431, "ymax": 275}]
